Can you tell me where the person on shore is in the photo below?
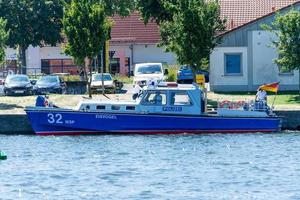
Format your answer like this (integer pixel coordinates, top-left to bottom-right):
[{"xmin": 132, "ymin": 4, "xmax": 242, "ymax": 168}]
[{"xmin": 79, "ymin": 67, "xmax": 85, "ymax": 81}]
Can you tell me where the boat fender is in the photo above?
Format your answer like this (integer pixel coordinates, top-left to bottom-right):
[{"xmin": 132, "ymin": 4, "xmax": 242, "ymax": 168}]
[
  {"xmin": 0, "ymin": 151, "xmax": 7, "ymax": 160},
  {"xmin": 219, "ymin": 100, "xmax": 231, "ymax": 109}
]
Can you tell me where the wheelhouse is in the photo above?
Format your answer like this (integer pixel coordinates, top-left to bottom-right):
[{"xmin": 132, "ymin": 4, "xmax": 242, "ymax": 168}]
[{"xmin": 77, "ymin": 83, "xmax": 204, "ymax": 116}]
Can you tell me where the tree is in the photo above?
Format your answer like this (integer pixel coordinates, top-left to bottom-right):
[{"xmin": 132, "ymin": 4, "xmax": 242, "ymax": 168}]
[
  {"xmin": 63, "ymin": 0, "xmax": 112, "ymax": 98},
  {"xmin": 263, "ymin": 10, "xmax": 300, "ymax": 93},
  {"xmin": 143, "ymin": 0, "xmax": 225, "ymax": 72},
  {"xmin": 100, "ymin": 0, "xmax": 136, "ymax": 16},
  {"xmin": 136, "ymin": 0, "xmax": 176, "ymax": 24},
  {"xmin": 0, "ymin": 0, "xmax": 64, "ymax": 72},
  {"xmin": 0, "ymin": 18, "xmax": 8, "ymax": 64}
]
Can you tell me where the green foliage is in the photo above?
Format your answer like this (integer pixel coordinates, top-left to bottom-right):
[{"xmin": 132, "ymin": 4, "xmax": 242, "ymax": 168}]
[
  {"xmin": 165, "ymin": 65, "xmax": 179, "ymax": 82},
  {"xmin": 263, "ymin": 10, "xmax": 300, "ymax": 72},
  {"xmin": 0, "ymin": 0, "xmax": 64, "ymax": 67},
  {"xmin": 0, "ymin": 0, "xmax": 64, "ymax": 49},
  {"xmin": 138, "ymin": 0, "xmax": 226, "ymax": 71},
  {"xmin": 63, "ymin": 0, "xmax": 112, "ymax": 64},
  {"xmin": 63, "ymin": 0, "xmax": 113, "ymax": 97},
  {"xmin": 263, "ymin": 9, "xmax": 300, "ymax": 93},
  {"xmin": 159, "ymin": 0, "xmax": 225, "ymax": 71},
  {"xmin": 100, "ymin": 0, "xmax": 136, "ymax": 17},
  {"xmin": 136, "ymin": 0, "xmax": 176, "ymax": 24},
  {"xmin": 0, "ymin": 18, "xmax": 8, "ymax": 64}
]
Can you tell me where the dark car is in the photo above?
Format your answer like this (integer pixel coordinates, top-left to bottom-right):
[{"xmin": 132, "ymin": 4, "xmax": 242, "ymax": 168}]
[
  {"xmin": 33, "ymin": 75, "xmax": 66, "ymax": 94},
  {"xmin": 4, "ymin": 75, "xmax": 33, "ymax": 96}
]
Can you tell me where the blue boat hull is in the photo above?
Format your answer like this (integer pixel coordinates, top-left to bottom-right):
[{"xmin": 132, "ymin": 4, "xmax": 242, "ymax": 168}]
[{"xmin": 25, "ymin": 109, "xmax": 282, "ymax": 136}]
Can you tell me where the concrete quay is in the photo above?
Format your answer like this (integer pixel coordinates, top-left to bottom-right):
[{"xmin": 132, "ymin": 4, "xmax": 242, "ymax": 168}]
[{"xmin": 0, "ymin": 110, "xmax": 300, "ymax": 135}]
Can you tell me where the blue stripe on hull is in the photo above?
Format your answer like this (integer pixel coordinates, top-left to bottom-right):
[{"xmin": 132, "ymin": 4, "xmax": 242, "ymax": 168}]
[{"xmin": 25, "ymin": 110, "xmax": 281, "ymax": 135}]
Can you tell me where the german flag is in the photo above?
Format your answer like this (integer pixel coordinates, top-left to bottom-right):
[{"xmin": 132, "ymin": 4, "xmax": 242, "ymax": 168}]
[{"xmin": 259, "ymin": 82, "xmax": 280, "ymax": 93}]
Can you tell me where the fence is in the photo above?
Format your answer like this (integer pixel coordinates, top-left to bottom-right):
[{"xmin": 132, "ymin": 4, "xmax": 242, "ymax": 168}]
[{"xmin": 0, "ymin": 66, "xmax": 80, "ymax": 78}]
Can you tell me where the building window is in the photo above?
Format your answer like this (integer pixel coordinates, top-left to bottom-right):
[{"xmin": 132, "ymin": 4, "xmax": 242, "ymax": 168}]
[
  {"xmin": 110, "ymin": 58, "xmax": 120, "ymax": 75},
  {"xmin": 41, "ymin": 59, "xmax": 78, "ymax": 75},
  {"xmin": 224, "ymin": 53, "xmax": 242, "ymax": 75}
]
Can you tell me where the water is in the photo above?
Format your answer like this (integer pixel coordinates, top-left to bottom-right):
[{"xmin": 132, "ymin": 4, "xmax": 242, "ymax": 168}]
[{"xmin": 1, "ymin": 132, "xmax": 300, "ymax": 200}]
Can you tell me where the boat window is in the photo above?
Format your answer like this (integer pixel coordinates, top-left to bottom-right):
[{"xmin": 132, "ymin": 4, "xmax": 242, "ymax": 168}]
[
  {"xmin": 142, "ymin": 91, "xmax": 167, "ymax": 105},
  {"xmin": 111, "ymin": 105, "xmax": 121, "ymax": 110},
  {"xmin": 86, "ymin": 105, "xmax": 90, "ymax": 110},
  {"xmin": 126, "ymin": 106, "xmax": 136, "ymax": 111},
  {"xmin": 170, "ymin": 92, "xmax": 192, "ymax": 106},
  {"xmin": 96, "ymin": 105, "xmax": 106, "ymax": 110}
]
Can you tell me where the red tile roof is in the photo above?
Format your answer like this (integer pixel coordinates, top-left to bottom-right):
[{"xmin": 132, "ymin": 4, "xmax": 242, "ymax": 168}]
[
  {"xmin": 110, "ymin": 0, "xmax": 300, "ymax": 44},
  {"xmin": 220, "ymin": 0, "xmax": 299, "ymax": 31},
  {"xmin": 111, "ymin": 12, "xmax": 160, "ymax": 44}
]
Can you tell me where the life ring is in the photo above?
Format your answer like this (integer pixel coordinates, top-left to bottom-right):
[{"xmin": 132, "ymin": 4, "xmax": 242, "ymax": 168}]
[{"xmin": 219, "ymin": 100, "xmax": 231, "ymax": 108}]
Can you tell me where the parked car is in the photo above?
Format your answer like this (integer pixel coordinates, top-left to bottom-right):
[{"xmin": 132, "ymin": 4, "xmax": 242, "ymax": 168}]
[
  {"xmin": 4, "ymin": 74, "xmax": 33, "ymax": 96},
  {"xmin": 133, "ymin": 63, "xmax": 168, "ymax": 86},
  {"xmin": 33, "ymin": 75, "xmax": 66, "ymax": 94},
  {"xmin": 91, "ymin": 73, "xmax": 116, "ymax": 93},
  {"xmin": 177, "ymin": 66, "xmax": 194, "ymax": 84},
  {"xmin": 177, "ymin": 66, "xmax": 209, "ymax": 84}
]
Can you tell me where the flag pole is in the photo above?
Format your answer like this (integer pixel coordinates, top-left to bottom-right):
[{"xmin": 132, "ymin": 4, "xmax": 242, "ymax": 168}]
[{"xmin": 271, "ymin": 91, "xmax": 278, "ymax": 109}]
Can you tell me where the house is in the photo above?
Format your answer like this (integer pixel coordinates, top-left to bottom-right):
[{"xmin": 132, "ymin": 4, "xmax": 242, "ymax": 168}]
[
  {"xmin": 2, "ymin": 12, "xmax": 176, "ymax": 76},
  {"xmin": 3, "ymin": 0, "xmax": 300, "ymax": 84},
  {"xmin": 210, "ymin": 0, "xmax": 300, "ymax": 92}
]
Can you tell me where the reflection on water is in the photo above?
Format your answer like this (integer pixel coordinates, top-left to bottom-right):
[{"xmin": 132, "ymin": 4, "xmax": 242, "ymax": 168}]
[{"xmin": 1, "ymin": 132, "xmax": 300, "ymax": 199}]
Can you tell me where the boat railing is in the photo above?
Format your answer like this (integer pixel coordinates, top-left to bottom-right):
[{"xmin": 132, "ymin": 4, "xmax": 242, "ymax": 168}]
[{"xmin": 218, "ymin": 100, "xmax": 272, "ymax": 113}]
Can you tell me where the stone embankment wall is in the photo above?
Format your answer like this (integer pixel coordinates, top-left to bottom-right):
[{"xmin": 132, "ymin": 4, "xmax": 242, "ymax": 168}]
[
  {"xmin": 0, "ymin": 114, "xmax": 33, "ymax": 134},
  {"xmin": 0, "ymin": 110, "xmax": 300, "ymax": 134},
  {"xmin": 275, "ymin": 110, "xmax": 300, "ymax": 130}
]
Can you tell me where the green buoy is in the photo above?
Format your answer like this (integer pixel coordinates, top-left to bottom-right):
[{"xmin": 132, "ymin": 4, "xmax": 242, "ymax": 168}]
[{"xmin": 0, "ymin": 151, "xmax": 7, "ymax": 160}]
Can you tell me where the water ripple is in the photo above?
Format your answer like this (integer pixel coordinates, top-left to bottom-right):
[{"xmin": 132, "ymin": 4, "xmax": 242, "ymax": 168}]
[{"xmin": 1, "ymin": 132, "xmax": 300, "ymax": 199}]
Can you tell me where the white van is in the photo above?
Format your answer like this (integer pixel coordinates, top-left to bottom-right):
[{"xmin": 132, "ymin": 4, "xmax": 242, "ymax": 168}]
[{"xmin": 133, "ymin": 63, "xmax": 168, "ymax": 86}]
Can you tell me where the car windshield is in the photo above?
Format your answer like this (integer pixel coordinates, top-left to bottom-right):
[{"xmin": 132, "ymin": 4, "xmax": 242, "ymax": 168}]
[
  {"xmin": 136, "ymin": 65, "xmax": 162, "ymax": 74},
  {"xmin": 7, "ymin": 76, "xmax": 29, "ymax": 83},
  {"xmin": 92, "ymin": 74, "xmax": 112, "ymax": 81},
  {"xmin": 37, "ymin": 76, "xmax": 58, "ymax": 84}
]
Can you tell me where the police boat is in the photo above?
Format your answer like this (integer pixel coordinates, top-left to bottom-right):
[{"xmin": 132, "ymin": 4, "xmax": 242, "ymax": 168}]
[{"xmin": 25, "ymin": 83, "xmax": 281, "ymax": 136}]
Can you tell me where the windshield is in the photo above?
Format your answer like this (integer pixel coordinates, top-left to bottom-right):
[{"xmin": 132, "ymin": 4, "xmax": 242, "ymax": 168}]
[
  {"xmin": 37, "ymin": 76, "xmax": 58, "ymax": 84},
  {"xmin": 7, "ymin": 76, "xmax": 29, "ymax": 83},
  {"xmin": 136, "ymin": 65, "xmax": 162, "ymax": 74},
  {"xmin": 92, "ymin": 74, "xmax": 112, "ymax": 81}
]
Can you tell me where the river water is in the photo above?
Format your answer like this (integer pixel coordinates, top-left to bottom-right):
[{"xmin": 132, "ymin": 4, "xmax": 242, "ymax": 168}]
[{"xmin": 1, "ymin": 132, "xmax": 300, "ymax": 200}]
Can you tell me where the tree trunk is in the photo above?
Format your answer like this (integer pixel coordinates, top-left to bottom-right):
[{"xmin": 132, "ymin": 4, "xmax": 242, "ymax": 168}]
[
  {"xmin": 88, "ymin": 62, "xmax": 92, "ymax": 98},
  {"xmin": 17, "ymin": 46, "xmax": 27, "ymax": 74},
  {"xmin": 83, "ymin": 59, "xmax": 92, "ymax": 98},
  {"xmin": 101, "ymin": 56, "xmax": 105, "ymax": 95}
]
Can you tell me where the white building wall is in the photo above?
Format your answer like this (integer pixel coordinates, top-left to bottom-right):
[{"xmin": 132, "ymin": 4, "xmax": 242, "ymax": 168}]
[
  {"xmin": 210, "ymin": 47, "xmax": 248, "ymax": 88},
  {"xmin": 27, "ymin": 46, "xmax": 41, "ymax": 74},
  {"xmin": 252, "ymin": 30, "xmax": 298, "ymax": 86},
  {"xmin": 5, "ymin": 48, "xmax": 17, "ymax": 60},
  {"xmin": 133, "ymin": 44, "xmax": 177, "ymax": 65},
  {"xmin": 39, "ymin": 45, "xmax": 71, "ymax": 60}
]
